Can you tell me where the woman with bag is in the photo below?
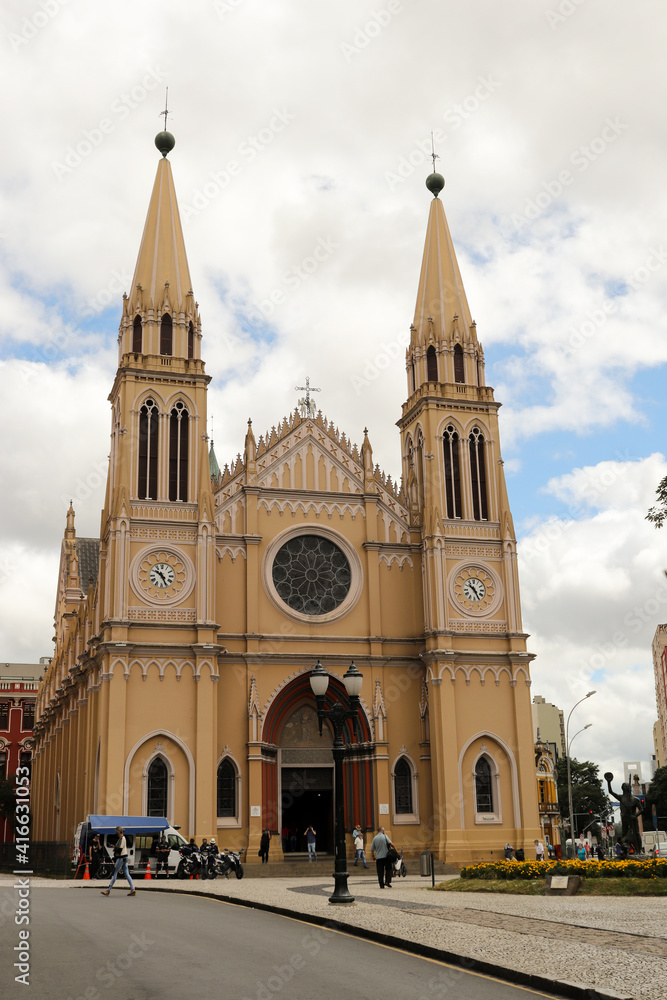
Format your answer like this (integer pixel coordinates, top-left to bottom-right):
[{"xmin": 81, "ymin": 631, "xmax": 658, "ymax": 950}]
[
  {"xmin": 370, "ymin": 826, "xmax": 395, "ymax": 888},
  {"xmin": 100, "ymin": 826, "xmax": 136, "ymax": 896}
]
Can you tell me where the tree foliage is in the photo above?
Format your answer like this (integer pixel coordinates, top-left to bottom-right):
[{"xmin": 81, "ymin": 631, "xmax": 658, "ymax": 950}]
[
  {"xmin": 645, "ymin": 766, "xmax": 667, "ymax": 828},
  {"xmin": 556, "ymin": 758, "xmax": 609, "ymax": 837},
  {"xmin": 646, "ymin": 475, "xmax": 667, "ymax": 528}
]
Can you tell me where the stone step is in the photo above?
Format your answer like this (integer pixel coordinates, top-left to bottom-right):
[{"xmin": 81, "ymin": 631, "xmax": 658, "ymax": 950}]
[{"xmin": 240, "ymin": 854, "xmax": 458, "ymax": 878}]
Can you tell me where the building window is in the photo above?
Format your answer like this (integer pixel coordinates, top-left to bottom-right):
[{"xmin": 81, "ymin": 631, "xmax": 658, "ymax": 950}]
[
  {"xmin": 0, "ymin": 703, "xmax": 8, "ymax": 730},
  {"xmin": 132, "ymin": 315, "xmax": 142, "ymax": 353},
  {"xmin": 0, "ymin": 749, "xmax": 7, "ymax": 781},
  {"xmin": 147, "ymin": 757, "xmax": 168, "ymax": 817},
  {"xmin": 168, "ymin": 402, "xmax": 189, "ymax": 502},
  {"xmin": 160, "ymin": 314, "xmax": 173, "ymax": 356},
  {"xmin": 426, "ymin": 345, "xmax": 438, "ymax": 382},
  {"xmin": 138, "ymin": 399, "xmax": 159, "ymax": 500},
  {"xmin": 187, "ymin": 321, "xmax": 194, "ymax": 360},
  {"xmin": 454, "ymin": 343, "xmax": 465, "ymax": 383},
  {"xmin": 20, "ymin": 751, "xmax": 31, "ymax": 775},
  {"xmin": 411, "ymin": 360, "xmax": 416, "ymax": 394},
  {"xmin": 217, "ymin": 759, "xmax": 236, "ymax": 817},
  {"xmin": 271, "ymin": 535, "xmax": 351, "ymax": 616},
  {"xmin": 442, "ymin": 425, "xmax": 462, "ymax": 519},
  {"xmin": 394, "ymin": 757, "xmax": 413, "ymax": 814},
  {"xmin": 475, "ymin": 757, "xmax": 493, "ymax": 813},
  {"xmin": 22, "ymin": 702, "xmax": 34, "ymax": 731},
  {"xmin": 469, "ymin": 427, "xmax": 488, "ymax": 520}
]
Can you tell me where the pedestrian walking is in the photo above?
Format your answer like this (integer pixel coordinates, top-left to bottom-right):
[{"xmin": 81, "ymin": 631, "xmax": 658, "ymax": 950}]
[
  {"xmin": 353, "ymin": 824, "xmax": 368, "ymax": 868},
  {"xmin": 304, "ymin": 825, "xmax": 317, "ymax": 861},
  {"xmin": 100, "ymin": 826, "xmax": 135, "ymax": 896},
  {"xmin": 534, "ymin": 838, "xmax": 545, "ymax": 861},
  {"xmin": 260, "ymin": 827, "xmax": 271, "ymax": 863},
  {"xmin": 370, "ymin": 826, "xmax": 394, "ymax": 888}
]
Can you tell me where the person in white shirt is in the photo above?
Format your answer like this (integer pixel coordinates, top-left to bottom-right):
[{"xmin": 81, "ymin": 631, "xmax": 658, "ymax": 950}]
[{"xmin": 534, "ymin": 838, "xmax": 545, "ymax": 861}]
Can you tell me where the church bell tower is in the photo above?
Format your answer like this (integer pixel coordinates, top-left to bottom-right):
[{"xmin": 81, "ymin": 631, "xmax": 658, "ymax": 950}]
[{"xmin": 398, "ymin": 169, "xmax": 539, "ymax": 860}]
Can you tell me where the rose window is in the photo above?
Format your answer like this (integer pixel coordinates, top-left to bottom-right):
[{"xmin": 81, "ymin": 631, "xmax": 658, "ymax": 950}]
[{"xmin": 271, "ymin": 535, "xmax": 351, "ymax": 615}]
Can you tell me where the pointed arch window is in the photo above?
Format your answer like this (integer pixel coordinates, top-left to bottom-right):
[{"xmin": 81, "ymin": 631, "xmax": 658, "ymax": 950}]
[
  {"xmin": 132, "ymin": 315, "xmax": 142, "ymax": 353},
  {"xmin": 0, "ymin": 749, "xmax": 6, "ymax": 781},
  {"xmin": 411, "ymin": 360, "xmax": 416, "ymax": 394},
  {"xmin": 442, "ymin": 425, "xmax": 462, "ymax": 519},
  {"xmin": 147, "ymin": 757, "xmax": 168, "ymax": 817},
  {"xmin": 160, "ymin": 314, "xmax": 173, "ymax": 356},
  {"xmin": 469, "ymin": 427, "xmax": 488, "ymax": 520},
  {"xmin": 169, "ymin": 402, "xmax": 189, "ymax": 502},
  {"xmin": 454, "ymin": 343, "xmax": 465, "ymax": 383},
  {"xmin": 394, "ymin": 757, "xmax": 413, "ymax": 814},
  {"xmin": 217, "ymin": 758, "xmax": 237, "ymax": 818},
  {"xmin": 187, "ymin": 321, "xmax": 194, "ymax": 360},
  {"xmin": 426, "ymin": 345, "xmax": 438, "ymax": 382},
  {"xmin": 475, "ymin": 756, "xmax": 493, "ymax": 813},
  {"xmin": 138, "ymin": 398, "xmax": 159, "ymax": 500}
]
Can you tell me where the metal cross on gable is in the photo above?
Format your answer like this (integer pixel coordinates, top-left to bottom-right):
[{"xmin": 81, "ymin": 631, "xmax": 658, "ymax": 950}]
[{"xmin": 295, "ymin": 376, "xmax": 321, "ymax": 417}]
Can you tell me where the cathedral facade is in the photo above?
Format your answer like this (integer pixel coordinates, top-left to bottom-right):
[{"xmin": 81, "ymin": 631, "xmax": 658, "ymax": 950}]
[{"xmin": 32, "ymin": 135, "xmax": 540, "ymax": 862}]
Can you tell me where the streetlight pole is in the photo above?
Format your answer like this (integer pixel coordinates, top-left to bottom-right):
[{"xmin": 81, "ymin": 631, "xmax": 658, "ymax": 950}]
[
  {"xmin": 310, "ymin": 659, "xmax": 363, "ymax": 905},
  {"xmin": 565, "ymin": 690, "xmax": 595, "ymax": 857}
]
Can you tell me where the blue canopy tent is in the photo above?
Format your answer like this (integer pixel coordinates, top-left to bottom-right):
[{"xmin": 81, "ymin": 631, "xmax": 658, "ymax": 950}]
[{"xmin": 87, "ymin": 815, "xmax": 169, "ymax": 835}]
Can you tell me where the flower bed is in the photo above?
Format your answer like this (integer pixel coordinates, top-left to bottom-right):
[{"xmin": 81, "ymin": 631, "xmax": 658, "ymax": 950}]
[{"xmin": 460, "ymin": 859, "xmax": 667, "ymax": 880}]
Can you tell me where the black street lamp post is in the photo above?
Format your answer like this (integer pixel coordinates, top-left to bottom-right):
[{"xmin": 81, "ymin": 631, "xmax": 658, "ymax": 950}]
[{"xmin": 310, "ymin": 659, "xmax": 362, "ymax": 905}]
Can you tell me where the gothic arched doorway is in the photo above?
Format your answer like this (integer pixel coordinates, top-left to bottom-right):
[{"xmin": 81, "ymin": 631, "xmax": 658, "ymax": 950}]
[{"xmin": 262, "ymin": 672, "xmax": 374, "ymax": 855}]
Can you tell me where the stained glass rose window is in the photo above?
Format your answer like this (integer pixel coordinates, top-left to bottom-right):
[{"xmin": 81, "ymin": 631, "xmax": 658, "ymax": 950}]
[{"xmin": 271, "ymin": 535, "xmax": 351, "ymax": 615}]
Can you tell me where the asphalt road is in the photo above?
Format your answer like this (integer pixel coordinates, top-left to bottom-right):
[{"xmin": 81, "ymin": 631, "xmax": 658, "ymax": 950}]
[{"xmin": 1, "ymin": 886, "xmax": 565, "ymax": 1000}]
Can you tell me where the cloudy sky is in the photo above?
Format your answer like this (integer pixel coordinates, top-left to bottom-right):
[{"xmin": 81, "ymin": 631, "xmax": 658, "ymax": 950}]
[{"xmin": 1, "ymin": 0, "xmax": 665, "ymax": 781}]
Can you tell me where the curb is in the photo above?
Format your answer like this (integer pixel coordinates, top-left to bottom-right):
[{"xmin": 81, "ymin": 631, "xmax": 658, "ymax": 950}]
[{"xmin": 141, "ymin": 885, "xmax": 636, "ymax": 1000}]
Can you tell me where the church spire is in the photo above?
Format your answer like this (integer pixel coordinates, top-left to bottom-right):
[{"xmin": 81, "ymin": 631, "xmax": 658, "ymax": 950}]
[
  {"xmin": 405, "ymin": 172, "xmax": 485, "ymax": 395},
  {"xmin": 127, "ymin": 144, "xmax": 194, "ymax": 318},
  {"xmin": 118, "ymin": 130, "xmax": 201, "ymax": 364}
]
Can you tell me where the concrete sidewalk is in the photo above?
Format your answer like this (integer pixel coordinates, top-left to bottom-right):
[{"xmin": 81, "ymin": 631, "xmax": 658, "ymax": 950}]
[{"xmin": 5, "ymin": 872, "xmax": 665, "ymax": 1000}]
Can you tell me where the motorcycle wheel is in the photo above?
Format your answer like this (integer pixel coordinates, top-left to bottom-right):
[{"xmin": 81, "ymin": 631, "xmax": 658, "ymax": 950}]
[
  {"xmin": 235, "ymin": 865, "xmax": 244, "ymax": 879},
  {"xmin": 207, "ymin": 868, "xmax": 218, "ymax": 880},
  {"xmin": 176, "ymin": 860, "xmax": 189, "ymax": 880},
  {"xmin": 401, "ymin": 863, "xmax": 407, "ymax": 877}
]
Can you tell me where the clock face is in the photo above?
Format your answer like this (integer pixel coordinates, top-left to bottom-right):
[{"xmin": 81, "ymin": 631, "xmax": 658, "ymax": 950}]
[
  {"xmin": 149, "ymin": 563, "xmax": 175, "ymax": 589},
  {"xmin": 451, "ymin": 564, "xmax": 497, "ymax": 614},
  {"xmin": 136, "ymin": 549, "xmax": 188, "ymax": 602},
  {"xmin": 462, "ymin": 577, "xmax": 486, "ymax": 602}
]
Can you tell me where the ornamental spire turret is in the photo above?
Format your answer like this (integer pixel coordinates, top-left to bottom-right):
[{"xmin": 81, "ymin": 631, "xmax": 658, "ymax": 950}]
[{"xmin": 405, "ymin": 172, "xmax": 485, "ymax": 395}]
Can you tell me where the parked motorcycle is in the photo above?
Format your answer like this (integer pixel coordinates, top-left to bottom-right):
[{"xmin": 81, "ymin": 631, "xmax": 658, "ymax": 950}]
[
  {"xmin": 176, "ymin": 846, "xmax": 204, "ymax": 880},
  {"xmin": 214, "ymin": 848, "xmax": 244, "ymax": 879}
]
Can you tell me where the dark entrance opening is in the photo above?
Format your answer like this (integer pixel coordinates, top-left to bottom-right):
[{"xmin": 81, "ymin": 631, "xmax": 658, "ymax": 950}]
[{"xmin": 281, "ymin": 766, "xmax": 333, "ymax": 854}]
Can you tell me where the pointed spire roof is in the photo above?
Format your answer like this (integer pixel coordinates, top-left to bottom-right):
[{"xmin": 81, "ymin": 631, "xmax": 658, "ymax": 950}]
[
  {"xmin": 127, "ymin": 155, "xmax": 193, "ymax": 315},
  {"xmin": 412, "ymin": 185, "xmax": 475, "ymax": 347},
  {"xmin": 209, "ymin": 440, "xmax": 220, "ymax": 480}
]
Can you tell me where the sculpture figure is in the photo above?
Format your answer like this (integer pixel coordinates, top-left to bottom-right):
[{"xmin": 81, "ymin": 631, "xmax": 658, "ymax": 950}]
[{"xmin": 604, "ymin": 771, "xmax": 643, "ymax": 855}]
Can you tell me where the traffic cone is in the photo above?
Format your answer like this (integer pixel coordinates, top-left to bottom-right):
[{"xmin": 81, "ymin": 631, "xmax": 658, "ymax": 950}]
[
  {"xmin": 83, "ymin": 860, "xmax": 90, "ymax": 880},
  {"xmin": 144, "ymin": 861, "xmax": 152, "ymax": 880}
]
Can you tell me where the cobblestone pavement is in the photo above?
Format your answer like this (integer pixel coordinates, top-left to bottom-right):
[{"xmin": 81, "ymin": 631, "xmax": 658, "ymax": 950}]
[{"xmin": 3, "ymin": 873, "xmax": 666, "ymax": 999}]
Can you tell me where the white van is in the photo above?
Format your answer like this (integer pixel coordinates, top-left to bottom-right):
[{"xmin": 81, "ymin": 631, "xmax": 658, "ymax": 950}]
[
  {"xmin": 74, "ymin": 815, "xmax": 188, "ymax": 875},
  {"xmin": 642, "ymin": 830, "xmax": 667, "ymax": 856}
]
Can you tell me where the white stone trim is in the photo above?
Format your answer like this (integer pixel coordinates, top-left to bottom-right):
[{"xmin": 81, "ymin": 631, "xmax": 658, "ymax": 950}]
[
  {"xmin": 123, "ymin": 729, "xmax": 195, "ymax": 833},
  {"xmin": 391, "ymin": 751, "xmax": 420, "ymax": 825},
  {"xmin": 458, "ymin": 731, "xmax": 521, "ymax": 830},
  {"xmin": 261, "ymin": 525, "xmax": 364, "ymax": 625},
  {"xmin": 216, "ymin": 751, "xmax": 242, "ymax": 828}
]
